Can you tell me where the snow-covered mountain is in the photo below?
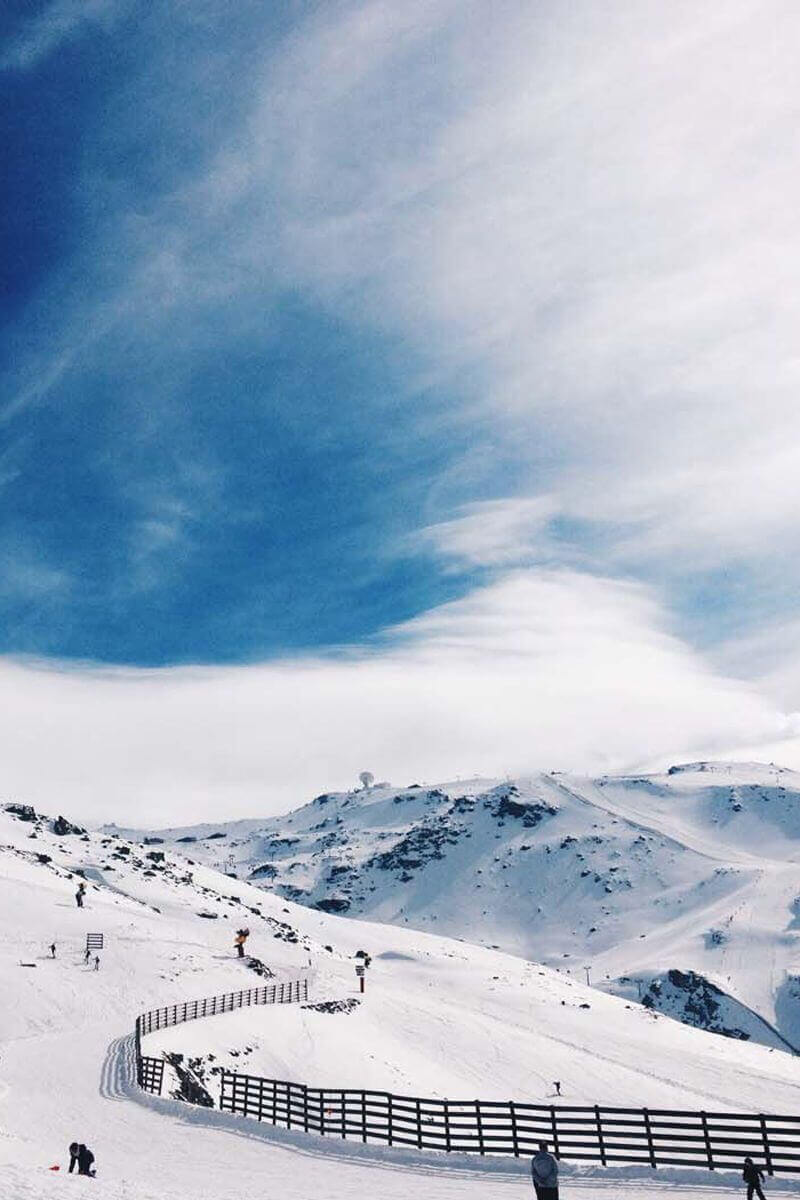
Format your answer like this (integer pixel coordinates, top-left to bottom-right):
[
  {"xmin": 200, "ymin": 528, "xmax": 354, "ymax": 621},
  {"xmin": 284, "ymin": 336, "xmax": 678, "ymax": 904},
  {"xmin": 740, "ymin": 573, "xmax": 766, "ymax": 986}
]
[
  {"xmin": 115, "ymin": 761, "xmax": 800, "ymax": 1051},
  {"xmin": 4, "ymin": 792, "xmax": 800, "ymax": 1200}
]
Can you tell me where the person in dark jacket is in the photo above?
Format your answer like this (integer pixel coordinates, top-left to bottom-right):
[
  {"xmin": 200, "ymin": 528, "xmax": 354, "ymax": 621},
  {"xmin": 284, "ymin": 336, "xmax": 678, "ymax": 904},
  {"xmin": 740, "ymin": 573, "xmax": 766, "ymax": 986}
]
[
  {"xmin": 743, "ymin": 1157, "xmax": 766, "ymax": 1200},
  {"xmin": 531, "ymin": 1141, "xmax": 559, "ymax": 1199},
  {"xmin": 68, "ymin": 1142, "xmax": 95, "ymax": 1175}
]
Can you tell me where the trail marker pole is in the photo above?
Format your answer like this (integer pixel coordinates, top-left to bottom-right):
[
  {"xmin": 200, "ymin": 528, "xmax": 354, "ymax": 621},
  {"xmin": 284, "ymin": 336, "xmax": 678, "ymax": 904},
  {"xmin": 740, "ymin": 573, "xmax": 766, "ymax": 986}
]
[{"xmin": 355, "ymin": 965, "xmax": 365, "ymax": 993}]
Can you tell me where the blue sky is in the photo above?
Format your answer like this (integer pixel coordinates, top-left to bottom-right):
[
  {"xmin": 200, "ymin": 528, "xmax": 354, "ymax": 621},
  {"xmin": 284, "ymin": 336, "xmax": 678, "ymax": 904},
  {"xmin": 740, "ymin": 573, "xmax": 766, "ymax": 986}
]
[
  {"xmin": 2, "ymin": 2, "xmax": 495, "ymax": 663},
  {"xmin": 2, "ymin": 1, "xmax": 800, "ymax": 820}
]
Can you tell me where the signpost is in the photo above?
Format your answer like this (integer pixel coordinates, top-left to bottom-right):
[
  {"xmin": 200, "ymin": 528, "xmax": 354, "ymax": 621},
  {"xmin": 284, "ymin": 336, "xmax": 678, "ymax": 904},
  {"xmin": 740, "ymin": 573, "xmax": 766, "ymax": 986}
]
[
  {"xmin": 355, "ymin": 965, "xmax": 365, "ymax": 994},
  {"xmin": 86, "ymin": 933, "xmax": 104, "ymax": 951}
]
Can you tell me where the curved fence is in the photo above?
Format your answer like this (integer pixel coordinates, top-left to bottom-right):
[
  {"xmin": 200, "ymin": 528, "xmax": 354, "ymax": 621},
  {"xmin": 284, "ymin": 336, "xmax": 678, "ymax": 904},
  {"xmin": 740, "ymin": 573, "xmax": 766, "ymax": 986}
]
[
  {"xmin": 134, "ymin": 981, "xmax": 800, "ymax": 1174},
  {"xmin": 135, "ymin": 979, "xmax": 307, "ymax": 1096}
]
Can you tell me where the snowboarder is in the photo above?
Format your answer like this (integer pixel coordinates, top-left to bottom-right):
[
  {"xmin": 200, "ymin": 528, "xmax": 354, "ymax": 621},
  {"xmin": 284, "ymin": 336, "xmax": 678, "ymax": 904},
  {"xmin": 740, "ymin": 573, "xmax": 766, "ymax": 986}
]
[
  {"xmin": 234, "ymin": 928, "xmax": 250, "ymax": 958},
  {"xmin": 68, "ymin": 1142, "xmax": 95, "ymax": 1176},
  {"xmin": 49, "ymin": 942, "xmax": 56, "ymax": 959},
  {"xmin": 94, "ymin": 955, "xmax": 100, "ymax": 971},
  {"xmin": 743, "ymin": 1157, "xmax": 766, "ymax": 1200},
  {"xmin": 531, "ymin": 1141, "xmax": 559, "ymax": 1199},
  {"xmin": 75, "ymin": 882, "xmax": 86, "ymax": 908}
]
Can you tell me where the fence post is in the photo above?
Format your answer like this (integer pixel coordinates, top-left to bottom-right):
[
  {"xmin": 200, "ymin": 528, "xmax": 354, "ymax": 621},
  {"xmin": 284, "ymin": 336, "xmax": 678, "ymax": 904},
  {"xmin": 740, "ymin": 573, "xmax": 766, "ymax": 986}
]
[
  {"xmin": 700, "ymin": 1112, "xmax": 713, "ymax": 1170},
  {"xmin": 341, "ymin": 1090, "xmax": 347, "ymax": 1139},
  {"xmin": 475, "ymin": 1100, "xmax": 485, "ymax": 1155},
  {"xmin": 320, "ymin": 1090, "xmax": 326, "ymax": 1137},
  {"xmin": 362, "ymin": 1090, "xmax": 367, "ymax": 1144},
  {"xmin": 595, "ymin": 1105, "xmax": 606, "ymax": 1166},
  {"xmin": 272, "ymin": 1078, "xmax": 277, "ymax": 1125},
  {"xmin": 416, "ymin": 1098, "xmax": 423, "ymax": 1149},
  {"xmin": 643, "ymin": 1108, "xmax": 657, "ymax": 1168},
  {"xmin": 304, "ymin": 1085, "xmax": 309, "ymax": 1133},
  {"xmin": 759, "ymin": 1115, "xmax": 773, "ymax": 1176},
  {"xmin": 550, "ymin": 1106, "xmax": 560, "ymax": 1159},
  {"xmin": 444, "ymin": 1099, "xmax": 451, "ymax": 1153},
  {"xmin": 509, "ymin": 1100, "xmax": 520, "ymax": 1157}
]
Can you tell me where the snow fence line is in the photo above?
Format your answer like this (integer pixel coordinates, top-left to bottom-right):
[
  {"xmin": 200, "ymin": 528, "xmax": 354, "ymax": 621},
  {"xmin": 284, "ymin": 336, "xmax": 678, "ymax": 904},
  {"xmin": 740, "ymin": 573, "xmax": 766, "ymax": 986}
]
[{"xmin": 134, "ymin": 980, "xmax": 800, "ymax": 1174}]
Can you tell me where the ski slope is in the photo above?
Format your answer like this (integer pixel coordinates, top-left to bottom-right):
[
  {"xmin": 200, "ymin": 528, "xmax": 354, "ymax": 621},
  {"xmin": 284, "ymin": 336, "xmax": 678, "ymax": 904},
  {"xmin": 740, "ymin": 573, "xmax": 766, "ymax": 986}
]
[
  {"xmin": 3, "ymin": 798, "xmax": 800, "ymax": 1200},
  {"xmin": 122, "ymin": 762, "xmax": 800, "ymax": 1049}
]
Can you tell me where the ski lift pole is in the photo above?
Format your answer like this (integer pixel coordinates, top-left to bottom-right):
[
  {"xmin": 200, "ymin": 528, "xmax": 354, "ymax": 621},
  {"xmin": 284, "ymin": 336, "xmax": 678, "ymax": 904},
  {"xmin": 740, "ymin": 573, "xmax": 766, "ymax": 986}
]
[{"xmin": 355, "ymin": 964, "xmax": 365, "ymax": 994}]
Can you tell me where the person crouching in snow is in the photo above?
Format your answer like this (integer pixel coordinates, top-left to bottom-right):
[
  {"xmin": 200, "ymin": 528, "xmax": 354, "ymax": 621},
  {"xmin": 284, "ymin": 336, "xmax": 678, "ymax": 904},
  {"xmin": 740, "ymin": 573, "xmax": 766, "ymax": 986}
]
[
  {"xmin": 743, "ymin": 1157, "xmax": 766, "ymax": 1200},
  {"xmin": 531, "ymin": 1141, "xmax": 559, "ymax": 1199},
  {"xmin": 68, "ymin": 1142, "xmax": 95, "ymax": 1176}
]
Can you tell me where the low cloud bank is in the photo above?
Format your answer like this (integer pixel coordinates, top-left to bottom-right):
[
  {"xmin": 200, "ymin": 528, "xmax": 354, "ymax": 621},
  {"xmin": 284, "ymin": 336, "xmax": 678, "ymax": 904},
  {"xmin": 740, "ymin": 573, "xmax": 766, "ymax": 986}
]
[{"xmin": 1, "ymin": 569, "xmax": 796, "ymax": 826}]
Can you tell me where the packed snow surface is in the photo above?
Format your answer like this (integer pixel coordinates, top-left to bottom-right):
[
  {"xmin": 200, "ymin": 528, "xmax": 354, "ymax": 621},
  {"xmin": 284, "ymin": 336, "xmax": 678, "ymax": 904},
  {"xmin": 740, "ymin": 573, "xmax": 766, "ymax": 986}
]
[
  {"xmin": 120, "ymin": 761, "xmax": 800, "ymax": 1048},
  {"xmin": 3, "ymin": 767, "xmax": 800, "ymax": 1200}
]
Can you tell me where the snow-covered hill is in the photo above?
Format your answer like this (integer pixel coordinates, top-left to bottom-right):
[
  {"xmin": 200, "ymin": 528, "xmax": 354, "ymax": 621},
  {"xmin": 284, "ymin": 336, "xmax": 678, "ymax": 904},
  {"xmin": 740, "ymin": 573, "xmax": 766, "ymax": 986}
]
[
  {"xmin": 116, "ymin": 762, "xmax": 800, "ymax": 1051},
  {"xmin": 4, "ymin": 795, "xmax": 800, "ymax": 1200}
]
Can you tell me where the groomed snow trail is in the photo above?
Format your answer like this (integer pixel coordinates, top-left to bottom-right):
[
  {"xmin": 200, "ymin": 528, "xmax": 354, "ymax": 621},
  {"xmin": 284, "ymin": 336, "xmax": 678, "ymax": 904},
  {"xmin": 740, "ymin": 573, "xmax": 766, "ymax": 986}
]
[{"xmin": 3, "ymin": 805, "xmax": 800, "ymax": 1200}]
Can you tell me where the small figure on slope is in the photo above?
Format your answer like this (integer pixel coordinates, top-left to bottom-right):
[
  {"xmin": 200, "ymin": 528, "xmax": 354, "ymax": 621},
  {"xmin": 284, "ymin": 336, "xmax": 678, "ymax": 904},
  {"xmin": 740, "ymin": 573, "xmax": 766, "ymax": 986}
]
[
  {"xmin": 234, "ymin": 928, "xmax": 250, "ymax": 958},
  {"xmin": 49, "ymin": 942, "xmax": 56, "ymax": 959},
  {"xmin": 531, "ymin": 1141, "xmax": 559, "ymax": 1200},
  {"xmin": 743, "ymin": 1157, "xmax": 767, "ymax": 1200},
  {"xmin": 75, "ymin": 882, "xmax": 86, "ymax": 908},
  {"xmin": 94, "ymin": 954, "xmax": 100, "ymax": 971},
  {"xmin": 84, "ymin": 947, "xmax": 91, "ymax": 965},
  {"xmin": 68, "ymin": 1142, "xmax": 95, "ymax": 1176}
]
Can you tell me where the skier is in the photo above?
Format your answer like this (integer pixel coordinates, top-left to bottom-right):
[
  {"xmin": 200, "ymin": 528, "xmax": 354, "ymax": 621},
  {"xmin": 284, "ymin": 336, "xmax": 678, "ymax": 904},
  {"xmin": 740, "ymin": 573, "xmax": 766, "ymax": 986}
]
[
  {"xmin": 49, "ymin": 942, "xmax": 56, "ymax": 959},
  {"xmin": 234, "ymin": 928, "xmax": 250, "ymax": 958},
  {"xmin": 75, "ymin": 882, "xmax": 86, "ymax": 908},
  {"xmin": 531, "ymin": 1141, "xmax": 559, "ymax": 1200},
  {"xmin": 553, "ymin": 1080, "xmax": 561, "ymax": 1096},
  {"xmin": 743, "ymin": 1157, "xmax": 766, "ymax": 1200},
  {"xmin": 84, "ymin": 947, "xmax": 91, "ymax": 965},
  {"xmin": 94, "ymin": 955, "xmax": 100, "ymax": 971},
  {"xmin": 68, "ymin": 1142, "xmax": 95, "ymax": 1176}
]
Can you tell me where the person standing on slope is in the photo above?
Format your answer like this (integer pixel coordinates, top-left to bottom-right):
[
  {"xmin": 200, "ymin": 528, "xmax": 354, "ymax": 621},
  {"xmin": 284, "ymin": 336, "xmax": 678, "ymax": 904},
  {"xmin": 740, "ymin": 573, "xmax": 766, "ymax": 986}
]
[
  {"xmin": 743, "ymin": 1157, "xmax": 767, "ymax": 1200},
  {"xmin": 68, "ymin": 1142, "xmax": 95, "ymax": 1176},
  {"xmin": 75, "ymin": 882, "xmax": 86, "ymax": 908},
  {"xmin": 531, "ymin": 1141, "xmax": 559, "ymax": 1199}
]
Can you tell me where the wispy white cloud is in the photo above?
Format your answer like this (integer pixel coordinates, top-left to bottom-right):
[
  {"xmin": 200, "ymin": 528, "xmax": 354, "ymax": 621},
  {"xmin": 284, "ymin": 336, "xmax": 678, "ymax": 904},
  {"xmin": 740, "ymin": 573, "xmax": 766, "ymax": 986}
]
[
  {"xmin": 4, "ymin": 0, "xmax": 800, "ymax": 793},
  {"xmin": 0, "ymin": 568, "xmax": 796, "ymax": 824},
  {"xmin": 411, "ymin": 497, "xmax": 560, "ymax": 570}
]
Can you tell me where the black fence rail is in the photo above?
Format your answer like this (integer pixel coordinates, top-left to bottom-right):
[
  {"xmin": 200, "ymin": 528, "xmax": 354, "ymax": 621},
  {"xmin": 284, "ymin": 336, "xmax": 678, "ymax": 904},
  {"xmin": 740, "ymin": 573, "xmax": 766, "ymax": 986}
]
[
  {"xmin": 217, "ymin": 1076, "xmax": 800, "ymax": 1174},
  {"xmin": 138, "ymin": 1054, "xmax": 165, "ymax": 1094},
  {"xmin": 135, "ymin": 978, "xmax": 308, "ymax": 1095},
  {"xmin": 133, "ymin": 981, "xmax": 800, "ymax": 1174},
  {"xmin": 138, "ymin": 978, "xmax": 308, "ymax": 1037}
]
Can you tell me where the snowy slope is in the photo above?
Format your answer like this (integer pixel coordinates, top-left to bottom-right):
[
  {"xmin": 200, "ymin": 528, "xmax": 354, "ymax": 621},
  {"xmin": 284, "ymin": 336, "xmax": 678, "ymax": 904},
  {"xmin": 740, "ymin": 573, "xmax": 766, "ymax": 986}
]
[
  {"xmin": 4, "ymin": 798, "xmax": 800, "ymax": 1200},
  {"xmin": 117, "ymin": 762, "xmax": 800, "ymax": 1050}
]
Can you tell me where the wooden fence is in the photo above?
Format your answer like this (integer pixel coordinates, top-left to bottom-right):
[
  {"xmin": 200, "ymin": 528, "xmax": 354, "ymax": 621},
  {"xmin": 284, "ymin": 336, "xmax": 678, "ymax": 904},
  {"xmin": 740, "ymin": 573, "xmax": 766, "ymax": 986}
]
[
  {"xmin": 135, "ymin": 978, "xmax": 308, "ymax": 1095},
  {"xmin": 217, "ymin": 1080, "xmax": 800, "ymax": 1172},
  {"xmin": 138, "ymin": 978, "xmax": 308, "ymax": 1037},
  {"xmin": 134, "ymin": 980, "xmax": 800, "ymax": 1174}
]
